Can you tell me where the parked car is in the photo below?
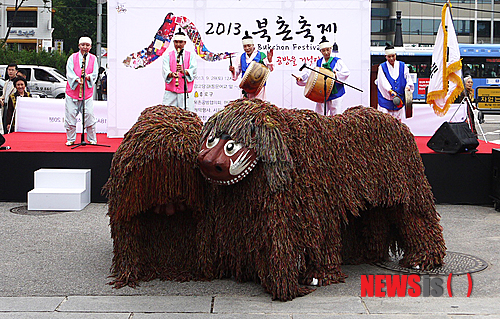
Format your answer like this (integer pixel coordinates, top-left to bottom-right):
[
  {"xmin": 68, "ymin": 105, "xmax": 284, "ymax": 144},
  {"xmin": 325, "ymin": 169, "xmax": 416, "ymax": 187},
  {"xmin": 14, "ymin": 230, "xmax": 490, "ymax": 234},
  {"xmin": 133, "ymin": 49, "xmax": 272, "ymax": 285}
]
[{"xmin": 0, "ymin": 65, "xmax": 67, "ymax": 99}]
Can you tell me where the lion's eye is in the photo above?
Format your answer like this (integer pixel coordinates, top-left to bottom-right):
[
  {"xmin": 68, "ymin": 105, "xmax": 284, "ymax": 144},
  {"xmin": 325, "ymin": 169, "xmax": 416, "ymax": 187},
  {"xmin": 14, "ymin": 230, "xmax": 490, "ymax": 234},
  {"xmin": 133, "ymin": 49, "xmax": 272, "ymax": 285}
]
[
  {"xmin": 224, "ymin": 140, "xmax": 243, "ymax": 156},
  {"xmin": 206, "ymin": 135, "xmax": 220, "ymax": 149}
]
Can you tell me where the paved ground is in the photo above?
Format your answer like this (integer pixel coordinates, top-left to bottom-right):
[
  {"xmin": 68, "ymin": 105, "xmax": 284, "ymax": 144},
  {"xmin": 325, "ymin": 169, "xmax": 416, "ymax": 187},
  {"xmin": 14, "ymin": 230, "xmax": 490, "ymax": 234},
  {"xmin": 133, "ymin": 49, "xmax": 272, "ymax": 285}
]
[
  {"xmin": 476, "ymin": 114, "xmax": 500, "ymax": 144},
  {"xmin": 0, "ymin": 201, "xmax": 499, "ymax": 318}
]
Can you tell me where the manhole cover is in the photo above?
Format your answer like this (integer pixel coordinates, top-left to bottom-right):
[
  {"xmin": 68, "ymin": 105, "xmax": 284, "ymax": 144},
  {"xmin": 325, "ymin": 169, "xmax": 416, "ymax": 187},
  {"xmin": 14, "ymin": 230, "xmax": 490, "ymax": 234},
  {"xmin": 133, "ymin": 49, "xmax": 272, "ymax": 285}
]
[
  {"xmin": 10, "ymin": 205, "xmax": 66, "ymax": 216},
  {"xmin": 373, "ymin": 251, "xmax": 488, "ymax": 275}
]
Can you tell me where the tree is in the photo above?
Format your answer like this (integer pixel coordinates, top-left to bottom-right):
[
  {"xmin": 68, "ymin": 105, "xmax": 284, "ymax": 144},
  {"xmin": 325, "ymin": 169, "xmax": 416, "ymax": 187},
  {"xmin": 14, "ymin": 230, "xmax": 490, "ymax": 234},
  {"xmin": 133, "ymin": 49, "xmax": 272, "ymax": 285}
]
[
  {"xmin": 52, "ymin": 0, "xmax": 107, "ymax": 54},
  {"xmin": 2, "ymin": 0, "xmax": 28, "ymax": 44}
]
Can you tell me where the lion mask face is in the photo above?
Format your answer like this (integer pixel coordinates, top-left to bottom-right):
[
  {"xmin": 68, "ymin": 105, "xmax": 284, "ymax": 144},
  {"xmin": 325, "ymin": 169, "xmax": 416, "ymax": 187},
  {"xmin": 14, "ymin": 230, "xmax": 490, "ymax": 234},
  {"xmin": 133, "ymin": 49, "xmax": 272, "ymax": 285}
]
[{"xmin": 198, "ymin": 132, "xmax": 258, "ymax": 185}]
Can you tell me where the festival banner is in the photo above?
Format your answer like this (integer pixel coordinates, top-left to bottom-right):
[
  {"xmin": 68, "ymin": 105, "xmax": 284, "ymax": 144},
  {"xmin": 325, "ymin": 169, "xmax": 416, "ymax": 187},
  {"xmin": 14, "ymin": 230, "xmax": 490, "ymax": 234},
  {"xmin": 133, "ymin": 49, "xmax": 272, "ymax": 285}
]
[
  {"xmin": 427, "ymin": 2, "xmax": 463, "ymax": 117},
  {"xmin": 107, "ymin": 0, "xmax": 371, "ymax": 137}
]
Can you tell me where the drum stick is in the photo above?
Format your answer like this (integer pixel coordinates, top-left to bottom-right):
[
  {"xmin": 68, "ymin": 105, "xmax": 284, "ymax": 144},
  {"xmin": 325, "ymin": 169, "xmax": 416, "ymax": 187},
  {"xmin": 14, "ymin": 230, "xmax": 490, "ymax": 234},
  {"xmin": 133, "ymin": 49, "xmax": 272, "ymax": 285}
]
[
  {"xmin": 291, "ymin": 74, "xmax": 300, "ymax": 81},
  {"xmin": 229, "ymin": 53, "xmax": 233, "ymax": 67}
]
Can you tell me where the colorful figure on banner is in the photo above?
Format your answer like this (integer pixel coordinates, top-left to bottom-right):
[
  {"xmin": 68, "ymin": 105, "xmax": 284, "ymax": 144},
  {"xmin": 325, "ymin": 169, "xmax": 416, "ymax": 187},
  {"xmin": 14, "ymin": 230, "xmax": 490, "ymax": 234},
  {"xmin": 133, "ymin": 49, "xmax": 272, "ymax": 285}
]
[
  {"xmin": 104, "ymin": 105, "xmax": 206, "ymax": 288},
  {"xmin": 162, "ymin": 29, "xmax": 197, "ymax": 112},
  {"xmin": 64, "ymin": 36, "xmax": 99, "ymax": 146},
  {"xmin": 123, "ymin": 12, "xmax": 234, "ymax": 69},
  {"xmin": 376, "ymin": 44, "xmax": 414, "ymax": 121},
  {"xmin": 295, "ymin": 36, "xmax": 350, "ymax": 115},
  {"xmin": 3, "ymin": 77, "xmax": 32, "ymax": 134},
  {"xmin": 198, "ymin": 99, "xmax": 446, "ymax": 301},
  {"xmin": 229, "ymin": 31, "xmax": 274, "ymax": 100}
]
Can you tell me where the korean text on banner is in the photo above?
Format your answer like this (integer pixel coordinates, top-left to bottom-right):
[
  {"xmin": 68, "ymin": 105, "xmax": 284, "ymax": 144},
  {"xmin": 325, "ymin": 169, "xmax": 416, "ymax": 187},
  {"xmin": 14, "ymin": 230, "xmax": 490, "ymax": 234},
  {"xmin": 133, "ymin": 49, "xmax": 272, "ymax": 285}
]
[{"xmin": 427, "ymin": 2, "xmax": 464, "ymax": 117}]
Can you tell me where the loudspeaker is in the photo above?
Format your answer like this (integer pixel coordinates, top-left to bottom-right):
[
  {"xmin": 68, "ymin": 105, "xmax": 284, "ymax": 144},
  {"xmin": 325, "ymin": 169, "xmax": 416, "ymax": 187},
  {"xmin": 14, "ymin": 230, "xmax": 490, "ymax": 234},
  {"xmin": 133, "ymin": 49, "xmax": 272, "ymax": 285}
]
[{"xmin": 427, "ymin": 121, "xmax": 479, "ymax": 154}]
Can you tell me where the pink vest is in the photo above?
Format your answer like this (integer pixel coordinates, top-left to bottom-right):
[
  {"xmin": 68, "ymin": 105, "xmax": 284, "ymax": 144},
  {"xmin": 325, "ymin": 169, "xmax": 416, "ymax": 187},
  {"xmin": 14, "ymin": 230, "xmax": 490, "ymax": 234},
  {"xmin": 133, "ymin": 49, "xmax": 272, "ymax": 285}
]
[
  {"xmin": 165, "ymin": 50, "xmax": 194, "ymax": 94},
  {"xmin": 66, "ymin": 52, "xmax": 96, "ymax": 100}
]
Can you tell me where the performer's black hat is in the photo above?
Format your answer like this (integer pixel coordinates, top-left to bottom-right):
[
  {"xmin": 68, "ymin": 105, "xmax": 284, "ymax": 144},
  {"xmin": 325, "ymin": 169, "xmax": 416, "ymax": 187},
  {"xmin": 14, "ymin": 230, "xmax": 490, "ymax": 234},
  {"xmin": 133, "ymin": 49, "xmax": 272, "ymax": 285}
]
[
  {"xmin": 242, "ymin": 31, "xmax": 254, "ymax": 45},
  {"xmin": 385, "ymin": 43, "xmax": 396, "ymax": 55},
  {"xmin": 319, "ymin": 36, "xmax": 331, "ymax": 50},
  {"xmin": 173, "ymin": 28, "xmax": 187, "ymax": 41}
]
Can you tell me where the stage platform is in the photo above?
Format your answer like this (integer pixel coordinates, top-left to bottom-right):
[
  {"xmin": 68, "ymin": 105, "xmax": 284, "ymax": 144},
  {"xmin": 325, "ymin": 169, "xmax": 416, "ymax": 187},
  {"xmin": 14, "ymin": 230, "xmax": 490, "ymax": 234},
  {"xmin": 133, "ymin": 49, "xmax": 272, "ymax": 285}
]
[{"xmin": 0, "ymin": 132, "xmax": 498, "ymax": 205}]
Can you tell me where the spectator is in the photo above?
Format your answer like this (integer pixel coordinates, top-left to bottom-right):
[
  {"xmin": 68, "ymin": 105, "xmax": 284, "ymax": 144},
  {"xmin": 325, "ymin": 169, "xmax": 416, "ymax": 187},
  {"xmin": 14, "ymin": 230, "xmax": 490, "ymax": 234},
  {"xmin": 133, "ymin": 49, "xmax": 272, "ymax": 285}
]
[
  {"xmin": 97, "ymin": 67, "xmax": 107, "ymax": 101},
  {"xmin": 101, "ymin": 67, "xmax": 107, "ymax": 101},
  {"xmin": 3, "ymin": 77, "xmax": 31, "ymax": 134},
  {"xmin": 458, "ymin": 75, "xmax": 477, "ymax": 134},
  {"xmin": 15, "ymin": 69, "xmax": 31, "ymax": 93},
  {"xmin": 0, "ymin": 63, "xmax": 18, "ymax": 134}
]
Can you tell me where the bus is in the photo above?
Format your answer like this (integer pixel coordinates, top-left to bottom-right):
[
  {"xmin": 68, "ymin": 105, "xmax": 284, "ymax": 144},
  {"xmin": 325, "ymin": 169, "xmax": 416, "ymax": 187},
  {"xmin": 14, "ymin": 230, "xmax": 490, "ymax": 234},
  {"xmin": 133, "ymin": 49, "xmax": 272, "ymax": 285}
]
[{"xmin": 371, "ymin": 44, "xmax": 500, "ymax": 102}]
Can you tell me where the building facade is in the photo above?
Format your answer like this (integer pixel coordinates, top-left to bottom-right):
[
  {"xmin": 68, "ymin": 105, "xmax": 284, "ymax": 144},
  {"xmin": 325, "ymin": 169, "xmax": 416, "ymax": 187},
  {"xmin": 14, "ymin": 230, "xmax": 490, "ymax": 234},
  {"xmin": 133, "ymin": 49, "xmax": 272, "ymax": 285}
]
[
  {"xmin": 372, "ymin": 0, "xmax": 500, "ymax": 47},
  {"xmin": 0, "ymin": 0, "xmax": 53, "ymax": 51}
]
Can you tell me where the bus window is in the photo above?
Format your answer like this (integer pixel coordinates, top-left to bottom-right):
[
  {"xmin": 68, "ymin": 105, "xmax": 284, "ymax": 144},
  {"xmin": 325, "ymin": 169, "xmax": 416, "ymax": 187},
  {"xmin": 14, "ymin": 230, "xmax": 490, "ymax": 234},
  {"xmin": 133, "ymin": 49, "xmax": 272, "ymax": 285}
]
[{"xmin": 418, "ymin": 63, "xmax": 430, "ymax": 77}]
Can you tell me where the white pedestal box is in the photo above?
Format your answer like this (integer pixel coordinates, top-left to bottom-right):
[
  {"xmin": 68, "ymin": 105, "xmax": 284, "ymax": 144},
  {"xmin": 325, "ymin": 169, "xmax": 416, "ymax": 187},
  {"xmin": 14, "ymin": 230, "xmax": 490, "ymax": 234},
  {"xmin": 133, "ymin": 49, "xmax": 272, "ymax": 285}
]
[{"xmin": 28, "ymin": 169, "xmax": 91, "ymax": 211}]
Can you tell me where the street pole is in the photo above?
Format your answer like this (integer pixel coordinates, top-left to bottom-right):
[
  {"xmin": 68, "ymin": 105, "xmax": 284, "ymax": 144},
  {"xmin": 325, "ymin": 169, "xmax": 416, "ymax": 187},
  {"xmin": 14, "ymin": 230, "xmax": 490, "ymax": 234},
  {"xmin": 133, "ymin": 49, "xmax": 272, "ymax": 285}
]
[
  {"xmin": 491, "ymin": 0, "xmax": 494, "ymax": 44},
  {"xmin": 97, "ymin": 0, "xmax": 103, "ymax": 69},
  {"xmin": 474, "ymin": 0, "xmax": 477, "ymax": 44}
]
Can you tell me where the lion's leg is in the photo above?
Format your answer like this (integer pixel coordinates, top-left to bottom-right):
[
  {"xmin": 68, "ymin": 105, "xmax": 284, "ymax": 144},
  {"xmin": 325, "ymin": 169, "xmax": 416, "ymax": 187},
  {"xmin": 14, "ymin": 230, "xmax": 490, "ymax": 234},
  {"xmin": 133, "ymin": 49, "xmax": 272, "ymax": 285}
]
[
  {"xmin": 262, "ymin": 244, "xmax": 315, "ymax": 301},
  {"xmin": 352, "ymin": 207, "xmax": 393, "ymax": 264},
  {"xmin": 109, "ymin": 217, "xmax": 149, "ymax": 288},
  {"xmin": 257, "ymin": 217, "xmax": 315, "ymax": 301},
  {"xmin": 300, "ymin": 215, "xmax": 347, "ymax": 287},
  {"xmin": 392, "ymin": 204, "xmax": 446, "ymax": 270}
]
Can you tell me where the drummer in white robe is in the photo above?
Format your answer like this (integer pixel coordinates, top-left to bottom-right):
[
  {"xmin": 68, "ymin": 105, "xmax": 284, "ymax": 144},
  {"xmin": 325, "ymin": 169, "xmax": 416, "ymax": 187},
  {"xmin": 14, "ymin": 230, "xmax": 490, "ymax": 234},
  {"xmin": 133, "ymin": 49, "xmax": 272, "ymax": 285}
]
[
  {"xmin": 376, "ymin": 44, "xmax": 414, "ymax": 121},
  {"xmin": 162, "ymin": 29, "xmax": 197, "ymax": 112},
  {"xmin": 296, "ymin": 36, "xmax": 350, "ymax": 116},
  {"xmin": 229, "ymin": 31, "xmax": 274, "ymax": 100}
]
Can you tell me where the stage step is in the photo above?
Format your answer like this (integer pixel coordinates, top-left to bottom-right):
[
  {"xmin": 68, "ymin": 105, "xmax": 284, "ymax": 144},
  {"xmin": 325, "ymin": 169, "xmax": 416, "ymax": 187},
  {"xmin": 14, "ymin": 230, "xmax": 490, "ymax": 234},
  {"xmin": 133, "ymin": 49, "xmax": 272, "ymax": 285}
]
[{"xmin": 28, "ymin": 169, "xmax": 91, "ymax": 211}]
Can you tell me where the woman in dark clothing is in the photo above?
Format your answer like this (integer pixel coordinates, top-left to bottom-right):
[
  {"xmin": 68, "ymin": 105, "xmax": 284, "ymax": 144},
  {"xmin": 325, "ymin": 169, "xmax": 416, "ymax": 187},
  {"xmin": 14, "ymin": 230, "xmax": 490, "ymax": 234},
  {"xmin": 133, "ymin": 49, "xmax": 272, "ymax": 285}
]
[{"xmin": 3, "ymin": 77, "xmax": 31, "ymax": 133}]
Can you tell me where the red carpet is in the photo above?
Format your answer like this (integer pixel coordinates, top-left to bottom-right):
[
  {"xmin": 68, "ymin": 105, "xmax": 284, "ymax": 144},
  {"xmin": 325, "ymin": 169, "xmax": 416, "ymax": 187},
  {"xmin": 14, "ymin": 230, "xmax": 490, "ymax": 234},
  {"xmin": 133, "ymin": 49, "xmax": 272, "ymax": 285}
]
[
  {"xmin": 1, "ymin": 133, "xmax": 498, "ymax": 154},
  {"xmin": 1, "ymin": 133, "xmax": 122, "ymax": 153}
]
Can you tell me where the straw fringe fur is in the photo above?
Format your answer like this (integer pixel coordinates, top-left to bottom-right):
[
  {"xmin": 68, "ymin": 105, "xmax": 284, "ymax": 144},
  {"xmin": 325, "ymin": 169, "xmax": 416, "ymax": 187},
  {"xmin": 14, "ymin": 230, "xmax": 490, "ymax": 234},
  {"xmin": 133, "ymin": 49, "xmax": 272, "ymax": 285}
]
[
  {"xmin": 103, "ymin": 105, "xmax": 206, "ymax": 288},
  {"xmin": 199, "ymin": 99, "xmax": 446, "ymax": 301}
]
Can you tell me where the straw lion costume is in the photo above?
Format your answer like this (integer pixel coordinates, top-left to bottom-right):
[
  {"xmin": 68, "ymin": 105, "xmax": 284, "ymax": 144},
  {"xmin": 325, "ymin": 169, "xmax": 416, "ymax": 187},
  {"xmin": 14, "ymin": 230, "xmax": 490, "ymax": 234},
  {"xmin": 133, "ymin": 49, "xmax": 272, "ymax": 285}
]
[
  {"xmin": 103, "ymin": 105, "xmax": 205, "ymax": 288},
  {"xmin": 197, "ymin": 99, "xmax": 446, "ymax": 301}
]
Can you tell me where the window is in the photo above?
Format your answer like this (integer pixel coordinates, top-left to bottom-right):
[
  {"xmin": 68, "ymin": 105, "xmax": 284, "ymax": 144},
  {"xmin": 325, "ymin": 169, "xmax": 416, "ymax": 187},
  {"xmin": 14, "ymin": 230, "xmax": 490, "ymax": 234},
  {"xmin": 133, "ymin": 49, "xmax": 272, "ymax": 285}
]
[
  {"xmin": 7, "ymin": 11, "xmax": 37, "ymax": 28},
  {"xmin": 35, "ymin": 69, "xmax": 58, "ymax": 82},
  {"xmin": 371, "ymin": 8, "xmax": 389, "ymax": 18},
  {"xmin": 371, "ymin": 19, "xmax": 394, "ymax": 34},
  {"xmin": 453, "ymin": 20, "xmax": 471, "ymax": 36},
  {"xmin": 403, "ymin": 19, "xmax": 440, "ymax": 36},
  {"xmin": 421, "ymin": 20, "xmax": 435, "ymax": 35},
  {"xmin": 477, "ymin": 21, "xmax": 491, "ymax": 38},
  {"xmin": 410, "ymin": 19, "xmax": 421, "ymax": 35},
  {"xmin": 18, "ymin": 68, "xmax": 31, "ymax": 81}
]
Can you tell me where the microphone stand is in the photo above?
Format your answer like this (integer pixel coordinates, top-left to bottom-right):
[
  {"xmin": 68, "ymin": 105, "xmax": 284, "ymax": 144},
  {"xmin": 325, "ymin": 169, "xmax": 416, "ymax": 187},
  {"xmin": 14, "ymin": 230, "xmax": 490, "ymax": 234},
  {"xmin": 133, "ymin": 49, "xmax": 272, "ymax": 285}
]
[
  {"xmin": 72, "ymin": 52, "xmax": 110, "ymax": 149},
  {"xmin": 179, "ymin": 49, "xmax": 188, "ymax": 111}
]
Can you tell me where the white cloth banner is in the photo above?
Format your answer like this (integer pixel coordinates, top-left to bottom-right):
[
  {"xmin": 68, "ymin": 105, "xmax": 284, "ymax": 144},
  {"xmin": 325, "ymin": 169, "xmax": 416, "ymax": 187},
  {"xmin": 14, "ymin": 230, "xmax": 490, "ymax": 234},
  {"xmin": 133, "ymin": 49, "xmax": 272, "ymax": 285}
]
[
  {"xmin": 427, "ymin": 3, "xmax": 463, "ymax": 116},
  {"xmin": 15, "ymin": 97, "xmax": 108, "ymax": 133},
  {"xmin": 14, "ymin": 97, "xmax": 464, "ymax": 137},
  {"xmin": 107, "ymin": 0, "xmax": 372, "ymax": 137},
  {"xmin": 402, "ymin": 103, "xmax": 467, "ymax": 136}
]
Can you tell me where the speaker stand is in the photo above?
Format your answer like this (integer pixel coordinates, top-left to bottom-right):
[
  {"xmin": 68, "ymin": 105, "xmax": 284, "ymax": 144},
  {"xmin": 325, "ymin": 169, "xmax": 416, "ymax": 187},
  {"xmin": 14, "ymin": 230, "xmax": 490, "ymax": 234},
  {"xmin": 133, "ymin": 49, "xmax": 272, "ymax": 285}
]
[{"xmin": 449, "ymin": 96, "xmax": 487, "ymax": 142}]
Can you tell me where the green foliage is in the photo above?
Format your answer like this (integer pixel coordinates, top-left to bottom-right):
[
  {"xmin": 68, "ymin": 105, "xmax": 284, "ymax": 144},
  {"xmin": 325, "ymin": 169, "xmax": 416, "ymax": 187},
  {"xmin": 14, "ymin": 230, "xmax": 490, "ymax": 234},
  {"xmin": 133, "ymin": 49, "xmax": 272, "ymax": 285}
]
[
  {"xmin": 0, "ymin": 46, "xmax": 69, "ymax": 74},
  {"xmin": 52, "ymin": 0, "xmax": 107, "ymax": 55}
]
